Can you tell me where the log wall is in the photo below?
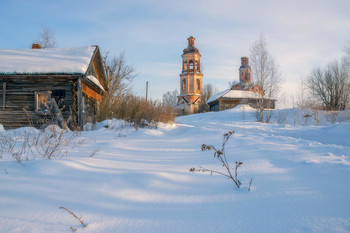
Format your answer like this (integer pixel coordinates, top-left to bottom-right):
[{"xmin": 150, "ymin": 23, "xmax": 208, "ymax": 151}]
[{"xmin": 0, "ymin": 75, "xmax": 76, "ymax": 129}]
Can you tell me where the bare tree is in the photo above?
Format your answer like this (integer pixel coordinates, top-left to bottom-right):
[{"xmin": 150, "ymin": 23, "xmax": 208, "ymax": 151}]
[
  {"xmin": 34, "ymin": 26, "xmax": 57, "ymax": 48},
  {"xmin": 297, "ymin": 78, "xmax": 308, "ymax": 126},
  {"xmin": 98, "ymin": 52, "xmax": 136, "ymax": 120},
  {"xmin": 307, "ymin": 59, "xmax": 350, "ymax": 111},
  {"xmin": 103, "ymin": 51, "xmax": 136, "ymax": 96},
  {"xmin": 202, "ymin": 83, "xmax": 218, "ymax": 103},
  {"xmin": 345, "ymin": 39, "xmax": 350, "ymax": 63},
  {"xmin": 228, "ymin": 80, "xmax": 239, "ymax": 89},
  {"xmin": 162, "ymin": 89, "xmax": 178, "ymax": 106},
  {"xmin": 249, "ymin": 35, "xmax": 282, "ymax": 122}
]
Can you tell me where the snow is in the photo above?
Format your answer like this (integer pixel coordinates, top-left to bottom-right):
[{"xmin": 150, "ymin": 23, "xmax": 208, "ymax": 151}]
[
  {"xmin": 1, "ymin": 108, "xmax": 350, "ymax": 232},
  {"xmin": 0, "ymin": 46, "xmax": 96, "ymax": 74},
  {"xmin": 207, "ymin": 89, "xmax": 274, "ymax": 104},
  {"xmin": 86, "ymin": 75, "xmax": 106, "ymax": 91},
  {"xmin": 207, "ymin": 89, "xmax": 260, "ymax": 103}
]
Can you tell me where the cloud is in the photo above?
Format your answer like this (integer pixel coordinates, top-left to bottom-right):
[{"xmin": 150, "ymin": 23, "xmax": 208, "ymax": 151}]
[{"xmin": 2, "ymin": 0, "xmax": 349, "ymax": 102}]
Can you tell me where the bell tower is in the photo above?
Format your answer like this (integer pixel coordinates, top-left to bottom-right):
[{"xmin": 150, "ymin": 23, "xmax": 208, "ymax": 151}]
[
  {"xmin": 239, "ymin": 56, "xmax": 251, "ymax": 89},
  {"xmin": 177, "ymin": 36, "xmax": 203, "ymax": 114}
]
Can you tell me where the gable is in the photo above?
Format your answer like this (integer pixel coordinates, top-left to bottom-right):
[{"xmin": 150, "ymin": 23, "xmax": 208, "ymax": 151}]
[
  {"xmin": 88, "ymin": 47, "xmax": 108, "ymax": 91},
  {"xmin": 178, "ymin": 97, "xmax": 189, "ymax": 104}
]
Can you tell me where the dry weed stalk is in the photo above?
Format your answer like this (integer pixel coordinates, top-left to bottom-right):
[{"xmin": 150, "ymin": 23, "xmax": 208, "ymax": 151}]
[
  {"xmin": 89, "ymin": 148, "xmax": 99, "ymax": 157},
  {"xmin": 248, "ymin": 177, "xmax": 253, "ymax": 192},
  {"xmin": 0, "ymin": 126, "xmax": 86, "ymax": 162},
  {"xmin": 59, "ymin": 206, "xmax": 87, "ymax": 228},
  {"xmin": 190, "ymin": 131, "xmax": 243, "ymax": 189}
]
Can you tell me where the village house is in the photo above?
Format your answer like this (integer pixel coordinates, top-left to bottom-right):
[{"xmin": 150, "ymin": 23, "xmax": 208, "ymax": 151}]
[
  {"xmin": 0, "ymin": 44, "xmax": 107, "ymax": 129},
  {"xmin": 207, "ymin": 57, "xmax": 275, "ymax": 111}
]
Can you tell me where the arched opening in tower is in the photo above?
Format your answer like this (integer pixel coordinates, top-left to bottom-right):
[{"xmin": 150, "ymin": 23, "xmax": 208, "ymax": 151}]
[{"xmin": 189, "ymin": 60, "xmax": 194, "ymax": 70}]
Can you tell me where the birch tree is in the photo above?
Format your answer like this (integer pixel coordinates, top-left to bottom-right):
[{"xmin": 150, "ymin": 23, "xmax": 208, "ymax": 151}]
[
  {"xmin": 298, "ymin": 78, "xmax": 307, "ymax": 125},
  {"xmin": 249, "ymin": 35, "xmax": 282, "ymax": 122},
  {"xmin": 34, "ymin": 26, "xmax": 57, "ymax": 48}
]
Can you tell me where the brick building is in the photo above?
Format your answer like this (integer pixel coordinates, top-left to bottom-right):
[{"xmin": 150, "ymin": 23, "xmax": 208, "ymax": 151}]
[
  {"xmin": 176, "ymin": 36, "xmax": 203, "ymax": 114},
  {"xmin": 207, "ymin": 57, "xmax": 275, "ymax": 111}
]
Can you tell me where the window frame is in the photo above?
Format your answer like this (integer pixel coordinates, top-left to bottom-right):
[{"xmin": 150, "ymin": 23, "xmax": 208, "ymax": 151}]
[
  {"xmin": 34, "ymin": 91, "xmax": 51, "ymax": 112},
  {"xmin": 182, "ymin": 79, "xmax": 186, "ymax": 90}
]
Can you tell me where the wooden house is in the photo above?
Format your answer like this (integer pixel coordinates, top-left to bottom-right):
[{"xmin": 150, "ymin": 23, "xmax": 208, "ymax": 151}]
[
  {"xmin": 207, "ymin": 89, "xmax": 275, "ymax": 111},
  {"xmin": 0, "ymin": 45, "xmax": 107, "ymax": 129}
]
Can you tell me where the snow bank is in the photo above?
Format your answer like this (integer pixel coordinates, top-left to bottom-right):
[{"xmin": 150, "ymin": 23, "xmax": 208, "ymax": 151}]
[
  {"xmin": 227, "ymin": 104, "xmax": 256, "ymax": 112},
  {"xmin": 83, "ymin": 119, "xmax": 135, "ymax": 131},
  {"xmin": 1, "ymin": 108, "xmax": 350, "ymax": 233}
]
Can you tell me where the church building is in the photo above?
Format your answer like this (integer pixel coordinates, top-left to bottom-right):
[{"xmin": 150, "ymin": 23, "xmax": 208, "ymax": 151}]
[
  {"xmin": 207, "ymin": 57, "xmax": 275, "ymax": 111},
  {"xmin": 176, "ymin": 36, "xmax": 203, "ymax": 114}
]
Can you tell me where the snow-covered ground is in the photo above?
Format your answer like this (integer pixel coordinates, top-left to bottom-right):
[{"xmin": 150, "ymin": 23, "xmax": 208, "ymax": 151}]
[{"xmin": 1, "ymin": 107, "xmax": 350, "ymax": 233}]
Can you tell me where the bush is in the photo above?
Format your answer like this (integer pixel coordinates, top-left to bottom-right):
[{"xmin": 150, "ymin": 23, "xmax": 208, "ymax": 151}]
[
  {"xmin": 0, "ymin": 126, "xmax": 86, "ymax": 162},
  {"xmin": 98, "ymin": 93, "xmax": 177, "ymax": 126}
]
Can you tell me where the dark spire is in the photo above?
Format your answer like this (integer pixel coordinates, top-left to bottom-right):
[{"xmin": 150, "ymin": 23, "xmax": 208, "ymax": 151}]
[{"xmin": 183, "ymin": 36, "xmax": 199, "ymax": 55}]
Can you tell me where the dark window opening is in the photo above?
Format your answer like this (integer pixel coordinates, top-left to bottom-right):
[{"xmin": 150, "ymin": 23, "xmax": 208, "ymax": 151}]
[
  {"xmin": 52, "ymin": 90, "xmax": 66, "ymax": 104},
  {"xmin": 189, "ymin": 60, "xmax": 194, "ymax": 70}
]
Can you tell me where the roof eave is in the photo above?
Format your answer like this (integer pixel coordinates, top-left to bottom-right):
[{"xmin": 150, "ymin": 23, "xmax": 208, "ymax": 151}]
[{"xmin": 0, "ymin": 72, "xmax": 84, "ymax": 76}]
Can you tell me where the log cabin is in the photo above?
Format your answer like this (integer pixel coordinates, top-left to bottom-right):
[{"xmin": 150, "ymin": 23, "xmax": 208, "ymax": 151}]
[{"xmin": 0, "ymin": 44, "xmax": 107, "ymax": 129}]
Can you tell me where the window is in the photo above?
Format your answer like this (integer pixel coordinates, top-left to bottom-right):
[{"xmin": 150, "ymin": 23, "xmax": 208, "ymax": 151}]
[
  {"xmin": 189, "ymin": 60, "xmax": 193, "ymax": 70},
  {"xmin": 35, "ymin": 91, "xmax": 51, "ymax": 112},
  {"xmin": 182, "ymin": 79, "xmax": 186, "ymax": 90},
  {"xmin": 196, "ymin": 79, "xmax": 200, "ymax": 90},
  {"xmin": 52, "ymin": 90, "xmax": 65, "ymax": 104},
  {"xmin": 183, "ymin": 62, "xmax": 187, "ymax": 71},
  {"xmin": 195, "ymin": 61, "xmax": 198, "ymax": 71}
]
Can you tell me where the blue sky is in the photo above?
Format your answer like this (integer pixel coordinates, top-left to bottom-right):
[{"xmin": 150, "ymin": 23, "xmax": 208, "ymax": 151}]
[{"xmin": 1, "ymin": 0, "xmax": 349, "ymax": 105}]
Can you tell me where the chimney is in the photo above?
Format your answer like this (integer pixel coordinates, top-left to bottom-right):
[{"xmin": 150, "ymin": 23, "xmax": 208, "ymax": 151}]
[
  {"xmin": 187, "ymin": 36, "xmax": 195, "ymax": 47},
  {"xmin": 32, "ymin": 43, "xmax": 42, "ymax": 49},
  {"xmin": 241, "ymin": 57, "xmax": 249, "ymax": 66}
]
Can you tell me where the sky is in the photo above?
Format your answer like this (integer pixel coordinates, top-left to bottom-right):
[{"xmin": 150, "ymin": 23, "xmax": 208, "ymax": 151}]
[{"xmin": 1, "ymin": 0, "xmax": 349, "ymax": 106}]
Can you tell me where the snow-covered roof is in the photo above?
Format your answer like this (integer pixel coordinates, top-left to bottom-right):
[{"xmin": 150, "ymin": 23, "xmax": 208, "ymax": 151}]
[
  {"xmin": 87, "ymin": 75, "xmax": 105, "ymax": 91},
  {"xmin": 0, "ymin": 46, "xmax": 96, "ymax": 74},
  {"xmin": 207, "ymin": 89, "xmax": 267, "ymax": 104}
]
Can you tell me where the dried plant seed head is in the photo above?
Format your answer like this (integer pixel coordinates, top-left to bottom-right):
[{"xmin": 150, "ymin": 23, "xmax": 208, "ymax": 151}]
[{"xmin": 189, "ymin": 167, "xmax": 195, "ymax": 172}]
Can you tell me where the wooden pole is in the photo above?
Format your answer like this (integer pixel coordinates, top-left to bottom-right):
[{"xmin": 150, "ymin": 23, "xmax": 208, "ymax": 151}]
[
  {"xmin": 146, "ymin": 81, "xmax": 148, "ymax": 102},
  {"xmin": 2, "ymin": 83, "xmax": 6, "ymax": 110},
  {"xmin": 77, "ymin": 77, "xmax": 83, "ymax": 129}
]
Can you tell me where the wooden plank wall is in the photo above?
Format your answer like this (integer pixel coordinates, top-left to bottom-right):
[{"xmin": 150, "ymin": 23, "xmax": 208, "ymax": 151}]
[{"xmin": 0, "ymin": 75, "xmax": 76, "ymax": 129}]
